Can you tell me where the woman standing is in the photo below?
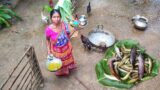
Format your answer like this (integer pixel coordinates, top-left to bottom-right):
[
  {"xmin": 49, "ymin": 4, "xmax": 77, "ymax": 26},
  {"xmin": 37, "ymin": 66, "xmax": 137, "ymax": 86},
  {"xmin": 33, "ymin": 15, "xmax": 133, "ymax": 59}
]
[{"xmin": 45, "ymin": 9, "xmax": 77, "ymax": 76}]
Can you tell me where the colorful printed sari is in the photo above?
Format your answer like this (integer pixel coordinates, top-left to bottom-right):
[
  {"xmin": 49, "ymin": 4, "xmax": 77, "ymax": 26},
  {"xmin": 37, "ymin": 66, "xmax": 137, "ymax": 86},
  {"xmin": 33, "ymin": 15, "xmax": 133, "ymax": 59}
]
[{"xmin": 45, "ymin": 22, "xmax": 76, "ymax": 76}]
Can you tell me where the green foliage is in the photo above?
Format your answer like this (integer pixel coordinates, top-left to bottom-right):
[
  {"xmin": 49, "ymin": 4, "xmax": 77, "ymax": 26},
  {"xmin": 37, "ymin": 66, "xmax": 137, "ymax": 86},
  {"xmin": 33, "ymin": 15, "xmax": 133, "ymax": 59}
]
[
  {"xmin": 0, "ymin": 4, "xmax": 22, "ymax": 28},
  {"xmin": 43, "ymin": 5, "xmax": 53, "ymax": 12}
]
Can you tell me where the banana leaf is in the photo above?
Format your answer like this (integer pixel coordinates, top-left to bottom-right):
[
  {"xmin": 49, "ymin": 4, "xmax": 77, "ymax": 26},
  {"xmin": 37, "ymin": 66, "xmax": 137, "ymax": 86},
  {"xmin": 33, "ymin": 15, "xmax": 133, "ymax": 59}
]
[
  {"xmin": 0, "ymin": 4, "xmax": 22, "ymax": 28},
  {"xmin": 54, "ymin": 0, "xmax": 73, "ymax": 23},
  {"xmin": 95, "ymin": 39, "xmax": 160, "ymax": 89},
  {"xmin": 0, "ymin": 12, "xmax": 12, "ymax": 19},
  {"xmin": 0, "ymin": 17, "xmax": 10, "ymax": 27},
  {"xmin": 0, "ymin": 6, "xmax": 22, "ymax": 20},
  {"xmin": 0, "ymin": 12, "xmax": 11, "ymax": 27}
]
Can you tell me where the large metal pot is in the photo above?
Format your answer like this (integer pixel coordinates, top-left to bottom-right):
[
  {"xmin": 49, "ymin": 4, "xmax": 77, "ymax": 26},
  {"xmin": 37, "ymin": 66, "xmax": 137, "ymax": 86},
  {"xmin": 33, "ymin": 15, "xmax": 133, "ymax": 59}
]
[{"xmin": 88, "ymin": 25, "xmax": 115, "ymax": 48}]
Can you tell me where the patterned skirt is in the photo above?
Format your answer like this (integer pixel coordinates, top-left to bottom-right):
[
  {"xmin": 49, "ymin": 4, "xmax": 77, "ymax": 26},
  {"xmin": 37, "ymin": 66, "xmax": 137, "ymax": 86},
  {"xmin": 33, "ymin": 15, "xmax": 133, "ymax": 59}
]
[{"xmin": 51, "ymin": 41, "xmax": 76, "ymax": 76}]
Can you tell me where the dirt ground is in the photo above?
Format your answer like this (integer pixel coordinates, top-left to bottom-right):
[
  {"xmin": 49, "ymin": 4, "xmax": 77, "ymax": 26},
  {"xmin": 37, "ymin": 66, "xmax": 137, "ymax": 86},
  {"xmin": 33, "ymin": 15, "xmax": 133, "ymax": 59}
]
[{"xmin": 1, "ymin": 0, "xmax": 160, "ymax": 90}]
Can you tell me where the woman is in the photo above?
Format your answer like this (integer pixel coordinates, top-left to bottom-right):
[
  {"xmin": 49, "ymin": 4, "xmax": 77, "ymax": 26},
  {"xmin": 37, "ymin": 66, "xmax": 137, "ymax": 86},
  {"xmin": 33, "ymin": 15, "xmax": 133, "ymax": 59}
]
[{"xmin": 45, "ymin": 9, "xmax": 77, "ymax": 76}]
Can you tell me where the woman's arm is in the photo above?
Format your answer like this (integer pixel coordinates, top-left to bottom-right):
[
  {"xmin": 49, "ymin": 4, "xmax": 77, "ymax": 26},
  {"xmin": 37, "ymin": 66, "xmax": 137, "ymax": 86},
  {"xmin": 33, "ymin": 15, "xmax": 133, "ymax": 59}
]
[
  {"xmin": 68, "ymin": 24, "xmax": 79, "ymax": 38},
  {"xmin": 46, "ymin": 38, "xmax": 52, "ymax": 54},
  {"xmin": 46, "ymin": 37, "xmax": 57, "ymax": 55},
  {"xmin": 64, "ymin": 21, "xmax": 82, "ymax": 38}
]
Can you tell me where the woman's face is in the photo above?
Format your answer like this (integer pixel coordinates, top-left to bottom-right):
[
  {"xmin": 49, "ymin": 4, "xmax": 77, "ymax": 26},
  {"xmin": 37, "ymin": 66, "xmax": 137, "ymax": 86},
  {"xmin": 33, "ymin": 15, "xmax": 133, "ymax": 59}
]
[{"xmin": 51, "ymin": 12, "xmax": 61, "ymax": 25}]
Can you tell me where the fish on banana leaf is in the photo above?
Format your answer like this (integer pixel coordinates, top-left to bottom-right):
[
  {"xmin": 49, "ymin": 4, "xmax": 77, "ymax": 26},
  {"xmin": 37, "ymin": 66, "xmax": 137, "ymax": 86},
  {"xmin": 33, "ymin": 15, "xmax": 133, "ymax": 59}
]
[
  {"xmin": 130, "ymin": 47, "xmax": 137, "ymax": 68},
  {"xmin": 137, "ymin": 53, "xmax": 145, "ymax": 80},
  {"xmin": 108, "ymin": 57, "xmax": 121, "ymax": 80}
]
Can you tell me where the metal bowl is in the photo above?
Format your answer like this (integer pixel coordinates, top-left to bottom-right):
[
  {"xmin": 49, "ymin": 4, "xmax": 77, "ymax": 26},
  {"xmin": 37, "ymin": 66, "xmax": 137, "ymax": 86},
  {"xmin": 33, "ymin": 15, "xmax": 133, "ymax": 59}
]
[
  {"xmin": 88, "ymin": 25, "xmax": 115, "ymax": 48},
  {"xmin": 134, "ymin": 18, "xmax": 148, "ymax": 30},
  {"xmin": 132, "ymin": 15, "xmax": 148, "ymax": 30},
  {"xmin": 79, "ymin": 15, "xmax": 88, "ymax": 26}
]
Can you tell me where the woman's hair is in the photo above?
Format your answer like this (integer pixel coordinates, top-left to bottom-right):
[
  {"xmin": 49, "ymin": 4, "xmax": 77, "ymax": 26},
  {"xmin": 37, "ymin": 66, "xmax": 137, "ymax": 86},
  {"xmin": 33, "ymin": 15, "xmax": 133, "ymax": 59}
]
[{"xmin": 50, "ymin": 9, "xmax": 61, "ymax": 18}]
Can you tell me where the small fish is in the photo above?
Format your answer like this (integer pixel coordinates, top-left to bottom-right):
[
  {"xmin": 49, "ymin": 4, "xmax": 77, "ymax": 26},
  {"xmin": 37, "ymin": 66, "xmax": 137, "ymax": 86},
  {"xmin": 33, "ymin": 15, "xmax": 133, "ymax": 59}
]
[
  {"xmin": 121, "ymin": 44, "xmax": 131, "ymax": 53},
  {"xmin": 148, "ymin": 58, "xmax": 152, "ymax": 74},
  {"xmin": 121, "ymin": 71, "xmax": 132, "ymax": 80},
  {"xmin": 128, "ymin": 78, "xmax": 139, "ymax": 84},
  {"xmin": 145, "ymin": 58, "xmax": 153, "ymax": 74},
  {"xmin": 114, "ymin": 46, "xmax": 122, "ymax": 58}
]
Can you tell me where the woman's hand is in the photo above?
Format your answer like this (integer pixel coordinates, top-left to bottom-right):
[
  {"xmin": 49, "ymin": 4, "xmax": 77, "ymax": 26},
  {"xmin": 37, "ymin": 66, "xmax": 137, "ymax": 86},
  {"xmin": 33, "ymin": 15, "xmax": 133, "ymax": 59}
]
[
  {"xmin": 68, "ymin": 25, "xmax": 79, "ymax": 38},
  {"xmin": 47, "ymin": 50, "xmax": 52, "ymax": 55},
  {"xmin": 70, "ymin": 30, "xmax": 79, "ymax": 38}
]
